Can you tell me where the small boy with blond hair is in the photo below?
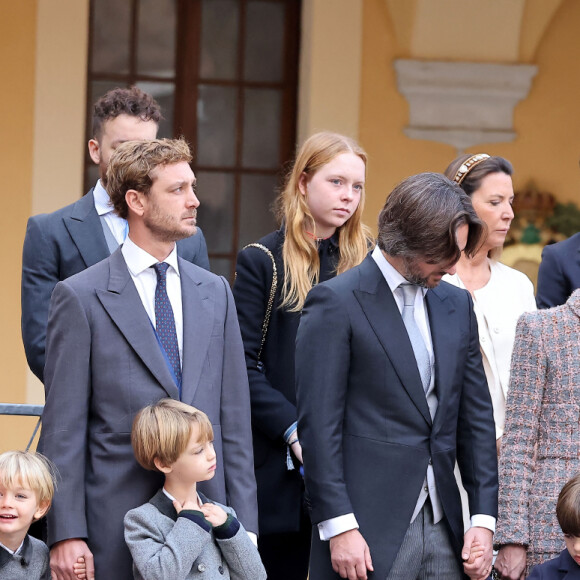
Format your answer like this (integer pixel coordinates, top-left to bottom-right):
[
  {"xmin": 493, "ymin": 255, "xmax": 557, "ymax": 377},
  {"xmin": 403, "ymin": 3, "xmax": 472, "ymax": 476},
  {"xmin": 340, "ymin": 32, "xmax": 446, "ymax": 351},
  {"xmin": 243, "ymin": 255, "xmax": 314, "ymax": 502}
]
[
  {"xmin": 526, "ymin": 473, "xmax": 580, "ymax": 579},
  {"xmin": 0, "ymin": 451, "xmax": 55, "ymax": 579},
  {"xmin": 124, "ymin": 399, "xmax": 265, "ymax": 580}
]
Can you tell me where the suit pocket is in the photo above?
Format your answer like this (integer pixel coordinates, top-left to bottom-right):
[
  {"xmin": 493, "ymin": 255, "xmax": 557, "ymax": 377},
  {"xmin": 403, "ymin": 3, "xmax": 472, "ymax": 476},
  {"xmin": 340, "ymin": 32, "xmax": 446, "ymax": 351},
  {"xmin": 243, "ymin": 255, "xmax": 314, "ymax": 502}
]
[{"xmin": 537, "ymin": 403, "xmax": 579, "ymax": 459}]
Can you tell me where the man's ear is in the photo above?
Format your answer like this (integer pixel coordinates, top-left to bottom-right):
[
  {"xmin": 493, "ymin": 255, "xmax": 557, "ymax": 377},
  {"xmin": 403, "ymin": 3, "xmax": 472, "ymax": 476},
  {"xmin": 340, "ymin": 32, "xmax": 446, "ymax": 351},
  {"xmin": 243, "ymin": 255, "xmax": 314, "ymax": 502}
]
[
  {"xmin": 125, "ymin": 189, "xmax": 146, "ymax": 217},
  {"xmin": 34, "ymin": 500, "xmax": 50, "ymax": 521},
  {"xmin": 88, "ymin": 139, "xmax": 101, "ymax": 165},
  {"xmin": 153, "ymin": 457, "xmax": 173, "ymax": 475}
]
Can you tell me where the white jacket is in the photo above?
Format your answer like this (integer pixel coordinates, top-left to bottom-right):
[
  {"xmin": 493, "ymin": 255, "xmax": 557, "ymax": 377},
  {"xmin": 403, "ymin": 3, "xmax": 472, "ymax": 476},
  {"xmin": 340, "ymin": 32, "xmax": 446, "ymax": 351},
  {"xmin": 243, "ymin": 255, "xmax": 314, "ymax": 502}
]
[{"xmin": 444, "ymin": 261, "xmax": 536, "ymax": 438}]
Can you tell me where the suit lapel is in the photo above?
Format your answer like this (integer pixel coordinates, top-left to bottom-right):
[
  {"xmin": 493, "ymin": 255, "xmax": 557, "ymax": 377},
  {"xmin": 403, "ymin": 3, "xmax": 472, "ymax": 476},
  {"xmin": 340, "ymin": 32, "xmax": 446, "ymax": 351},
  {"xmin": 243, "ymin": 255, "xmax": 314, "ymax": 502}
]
[
  {"xmin": 179, "ymin": 260, "xmax": 213, "ymax": 403},
  {"xmin": 96, "ymin": 249, "xmax": 180, "ymax": 399},
  {"xmin": 354, "ymin": 257, "xmax": 432, "ymax": 426},
  {"xmin": 63, "ymin": 190, "xmax": 110, "ymax": 268},
  {"xmin": 426, "ymin": 285, "xmax": 459, "ymax": 431}
]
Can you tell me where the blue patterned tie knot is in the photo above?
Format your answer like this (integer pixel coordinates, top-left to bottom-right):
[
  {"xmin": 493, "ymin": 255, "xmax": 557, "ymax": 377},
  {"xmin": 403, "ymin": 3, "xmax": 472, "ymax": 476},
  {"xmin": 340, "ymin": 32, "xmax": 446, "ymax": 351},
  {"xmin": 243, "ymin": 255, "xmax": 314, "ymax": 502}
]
[{"xmin": 153, "ymin": 262, "xmax": 182, "ymax": 393}]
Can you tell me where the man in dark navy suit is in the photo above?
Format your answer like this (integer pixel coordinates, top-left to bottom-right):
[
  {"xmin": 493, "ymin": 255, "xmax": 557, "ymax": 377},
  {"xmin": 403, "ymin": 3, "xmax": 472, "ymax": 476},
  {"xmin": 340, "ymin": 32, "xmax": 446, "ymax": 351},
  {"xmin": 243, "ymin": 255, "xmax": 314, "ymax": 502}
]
[
  {"xmin": 21, "ymin": 87, "xmax": 209, "ymax": 382},
  {"xmin": 296, "ymin": 173, "xmax": 498, "ymax": 580},
  {"xmin": 536, "ymin": 233, "xmax": 580, "ymax": 309}
]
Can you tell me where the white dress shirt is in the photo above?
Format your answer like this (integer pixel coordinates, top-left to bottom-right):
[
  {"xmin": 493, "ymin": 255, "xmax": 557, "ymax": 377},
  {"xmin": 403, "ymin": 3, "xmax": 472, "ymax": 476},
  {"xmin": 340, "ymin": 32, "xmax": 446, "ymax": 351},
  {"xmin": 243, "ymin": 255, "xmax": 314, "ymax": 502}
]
[
  {"xmin": 317, "ymin": 246, "xmax": 495, "ymax": 541},
  {"xmin": 93, "ymin": 179, "xmax": 129, "ymax": 245},
  {"xmin": 121, "ymin": 236, "xmax": 183, "ymax": 362}
]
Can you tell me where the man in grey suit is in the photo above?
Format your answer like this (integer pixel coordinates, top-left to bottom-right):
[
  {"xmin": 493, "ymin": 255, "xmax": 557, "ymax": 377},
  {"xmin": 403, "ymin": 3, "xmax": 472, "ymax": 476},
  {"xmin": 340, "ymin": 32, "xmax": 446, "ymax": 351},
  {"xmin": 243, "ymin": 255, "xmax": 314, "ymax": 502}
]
[
  {"xmin": 38, "ymin": 138, "xmax": 257, "ymax": 580},
  {"xmin": 21, "ymin": 86, "xmax": 209, "ymax": 382}
]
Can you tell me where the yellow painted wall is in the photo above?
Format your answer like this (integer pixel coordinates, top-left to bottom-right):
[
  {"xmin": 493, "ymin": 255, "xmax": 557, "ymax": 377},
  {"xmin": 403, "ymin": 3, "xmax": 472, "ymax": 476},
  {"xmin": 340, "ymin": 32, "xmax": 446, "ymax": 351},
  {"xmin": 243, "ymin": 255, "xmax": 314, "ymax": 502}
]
[
  {"xmin": 298, "ymin": 0, "xmax": 363, "ymax": 142},
  {"xmin": 0, "ymin": 0, "xmax": 88, "ymax": 452},
  {"xmin": 0, "ymin": 0, "xmax": 40, "ymax": 451},
  {"xmin": 360, "ymin": 0, "xmax": 580, "ymax": 233}
]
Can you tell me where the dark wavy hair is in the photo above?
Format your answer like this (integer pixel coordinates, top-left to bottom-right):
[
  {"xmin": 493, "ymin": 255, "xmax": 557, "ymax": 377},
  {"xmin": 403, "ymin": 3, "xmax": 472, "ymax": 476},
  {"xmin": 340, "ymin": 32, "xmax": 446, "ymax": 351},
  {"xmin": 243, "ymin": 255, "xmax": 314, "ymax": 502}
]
[
  {"xmin": 92, "ymin": 86, "xmax": 162, "ymax": 140},
  {"xmin": 378, "ymin": 172, "xmax": 484, "ymax": 264}
]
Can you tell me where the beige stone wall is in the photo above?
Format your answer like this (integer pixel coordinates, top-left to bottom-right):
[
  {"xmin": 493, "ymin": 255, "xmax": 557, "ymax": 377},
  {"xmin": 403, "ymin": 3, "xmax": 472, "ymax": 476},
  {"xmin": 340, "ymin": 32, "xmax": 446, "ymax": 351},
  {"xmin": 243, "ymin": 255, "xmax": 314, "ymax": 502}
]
[{"xmin": 359, "ymin": 0, "xmax": 580, "ymax": 233}]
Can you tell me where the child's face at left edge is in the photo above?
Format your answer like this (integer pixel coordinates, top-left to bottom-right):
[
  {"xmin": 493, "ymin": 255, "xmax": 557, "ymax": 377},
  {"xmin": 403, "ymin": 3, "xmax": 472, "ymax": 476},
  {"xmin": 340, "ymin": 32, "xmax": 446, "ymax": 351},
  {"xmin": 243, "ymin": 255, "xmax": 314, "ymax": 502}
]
[
  {"xmin": 565, "ymin": 533, "xmax": 580, "ymax": 566},
  {"xmin": 0, "ymin": 480, "xmax": 49, "ymax": 550}
]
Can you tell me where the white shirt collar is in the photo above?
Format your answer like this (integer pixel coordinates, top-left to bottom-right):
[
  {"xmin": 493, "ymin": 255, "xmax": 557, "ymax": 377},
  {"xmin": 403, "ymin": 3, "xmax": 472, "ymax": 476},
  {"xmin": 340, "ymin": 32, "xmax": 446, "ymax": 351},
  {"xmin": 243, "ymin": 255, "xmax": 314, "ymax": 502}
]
[
  {"xmin": 371, "ymin": 245, "xmax": 427, "ymax": 298},
  {"xmin": 0, "ymin": 538, "xmax": 23, "ymax": 555},
  {"xmin": 162, "ymin": 487, "xmax": 202, "ymax": 508},
  {"xmin": 93, "ymin": 179, "xmax": 114, "ymax": 216},
  {"xmin": 122, "ymin": 236, "xmax": 180, "ymax": 278}
]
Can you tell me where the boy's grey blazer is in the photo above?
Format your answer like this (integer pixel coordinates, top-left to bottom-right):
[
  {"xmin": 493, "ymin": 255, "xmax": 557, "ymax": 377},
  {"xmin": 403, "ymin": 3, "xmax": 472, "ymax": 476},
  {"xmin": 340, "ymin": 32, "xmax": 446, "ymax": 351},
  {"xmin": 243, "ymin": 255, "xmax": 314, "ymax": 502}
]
[
  {"xmin": 38, "ymin": 247, "xmax": 257, "ymax": 580},
  {"xmin": 125, "ymin": 490, "xmax": 266, "ymax": 580},
  {"xmin": 21, "ymin": 188, "xmax": 210, "ymax": 381}
]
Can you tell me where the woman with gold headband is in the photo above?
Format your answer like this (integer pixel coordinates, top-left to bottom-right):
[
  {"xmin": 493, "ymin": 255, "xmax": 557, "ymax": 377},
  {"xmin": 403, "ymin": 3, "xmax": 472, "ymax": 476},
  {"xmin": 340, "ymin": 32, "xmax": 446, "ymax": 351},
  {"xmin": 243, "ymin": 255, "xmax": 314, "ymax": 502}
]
[
  {"xmin": 232, "ymin": 132, "xmax": 372, "ymax": 580},
  {"xmin": 443, "ymin": 154, "xmax": 536, "ymax": 453}
]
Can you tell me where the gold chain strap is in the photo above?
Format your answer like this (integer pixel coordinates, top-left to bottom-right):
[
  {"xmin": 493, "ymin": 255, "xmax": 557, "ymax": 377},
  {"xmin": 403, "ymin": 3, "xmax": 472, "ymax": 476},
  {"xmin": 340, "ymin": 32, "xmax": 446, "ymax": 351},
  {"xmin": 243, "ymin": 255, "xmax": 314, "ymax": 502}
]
[{"xmin": 242, "ymin": 243, "xmax": 278, "ymax": 364}]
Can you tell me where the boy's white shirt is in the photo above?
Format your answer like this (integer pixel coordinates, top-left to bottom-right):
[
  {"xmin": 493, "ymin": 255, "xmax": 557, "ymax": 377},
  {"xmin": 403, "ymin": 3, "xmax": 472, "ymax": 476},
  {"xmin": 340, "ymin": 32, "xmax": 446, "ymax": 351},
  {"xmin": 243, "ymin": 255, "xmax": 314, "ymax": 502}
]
[{"xmin": 0, "ymin": 538, "xmax": 23, "ymax": 555}]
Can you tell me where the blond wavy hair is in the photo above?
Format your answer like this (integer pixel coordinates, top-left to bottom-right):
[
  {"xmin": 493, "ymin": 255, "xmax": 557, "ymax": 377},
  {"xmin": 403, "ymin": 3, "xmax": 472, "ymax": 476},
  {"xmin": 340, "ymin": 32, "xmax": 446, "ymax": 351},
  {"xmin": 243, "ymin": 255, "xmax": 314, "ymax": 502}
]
[{"xmin": 277, "ymin": 132, "xmax": 372, "ymax": 311}]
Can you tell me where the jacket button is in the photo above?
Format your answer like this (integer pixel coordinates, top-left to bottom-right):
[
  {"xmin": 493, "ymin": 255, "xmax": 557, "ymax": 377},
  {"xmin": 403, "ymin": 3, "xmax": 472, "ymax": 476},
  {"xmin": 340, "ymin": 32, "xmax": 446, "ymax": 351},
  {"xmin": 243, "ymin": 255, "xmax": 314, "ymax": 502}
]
[
  {"xmin": 428, "ymin": 458, "xmax": 432, "ymax": 465},
  {"xmin": 198, "ymin": 563, "xmax": 206, "ymax": 572},
  {"xmin": 424, "ymin": 486, "xmax": 429, "ymax": 492},
  {"xmin": 218, "ymin": 565, "xmax": 225, "ymax": 575}
]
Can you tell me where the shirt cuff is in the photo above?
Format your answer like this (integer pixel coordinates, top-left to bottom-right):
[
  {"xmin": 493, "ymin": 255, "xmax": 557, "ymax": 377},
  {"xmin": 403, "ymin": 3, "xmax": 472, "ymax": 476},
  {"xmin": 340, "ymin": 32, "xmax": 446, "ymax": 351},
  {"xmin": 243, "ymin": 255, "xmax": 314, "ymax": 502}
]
[
  {"xmin": 283, "ymin": 422, "xmax": 298, "ymax": 443},
  {"xmin": 317, "ymin": 513, "xmax": 359, "ymax": 541},
  {"xmin": 470, "ymin": 514, "xmax": 496, "ymax": 534},
  {"xmin": 247, "ymin": 531, "xmax": 258, "ymax": 547}
]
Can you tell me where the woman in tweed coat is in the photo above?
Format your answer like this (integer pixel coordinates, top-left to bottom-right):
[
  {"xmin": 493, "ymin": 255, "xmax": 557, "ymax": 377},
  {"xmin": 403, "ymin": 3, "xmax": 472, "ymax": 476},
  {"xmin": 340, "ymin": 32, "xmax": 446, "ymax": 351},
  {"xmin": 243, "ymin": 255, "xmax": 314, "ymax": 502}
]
[{"xmin": 494, "ymin": 289, "xmax": 580, "ymax": 579}]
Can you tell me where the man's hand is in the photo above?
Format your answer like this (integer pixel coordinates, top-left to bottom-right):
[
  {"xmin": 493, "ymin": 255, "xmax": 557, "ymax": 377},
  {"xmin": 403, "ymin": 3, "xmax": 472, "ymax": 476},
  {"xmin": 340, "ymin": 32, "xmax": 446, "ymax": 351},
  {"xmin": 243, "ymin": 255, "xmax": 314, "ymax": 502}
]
[
  {"xmin": 462, "ymin": 527, "xmax": 493, "ymax": 580},
  {"xmin": 329, "ymin": 529, "xmax": 373, "ymax": 580},
  {"xmin": 50, "ymin": 539, "xmax": 94, "ymax": 580},
  {"xmin": 494, "ymin": 544, "xmax": 527, "ymax": 580}
]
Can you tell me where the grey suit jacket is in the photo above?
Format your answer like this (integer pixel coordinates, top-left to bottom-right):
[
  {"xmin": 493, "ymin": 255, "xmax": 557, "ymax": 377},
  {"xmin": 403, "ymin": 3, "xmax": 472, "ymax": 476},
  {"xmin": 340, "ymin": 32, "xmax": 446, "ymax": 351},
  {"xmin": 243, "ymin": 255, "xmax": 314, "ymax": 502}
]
[
  {"xmin": 21, "ymin": 188, "xmax": 210, "ymax": 381},
  {"xmin": 125, "ymin": 490, "xmax": 266, "ymax": 580},
  {"xmin": 38, "ymin": 248, "xmax": 257, "ymax": 580}
]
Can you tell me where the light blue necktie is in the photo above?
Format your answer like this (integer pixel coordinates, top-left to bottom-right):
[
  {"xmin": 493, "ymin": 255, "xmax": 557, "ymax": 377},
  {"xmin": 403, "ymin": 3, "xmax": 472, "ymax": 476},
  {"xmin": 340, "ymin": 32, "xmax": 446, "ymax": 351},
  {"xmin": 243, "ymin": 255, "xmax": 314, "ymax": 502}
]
[
  {"xmin": 399, "ymin": 283, "xmax": 443, "ymax": 523},
  {"xmin": 399, "ymin": 284, "xmax": 431, "ymax": 394}
]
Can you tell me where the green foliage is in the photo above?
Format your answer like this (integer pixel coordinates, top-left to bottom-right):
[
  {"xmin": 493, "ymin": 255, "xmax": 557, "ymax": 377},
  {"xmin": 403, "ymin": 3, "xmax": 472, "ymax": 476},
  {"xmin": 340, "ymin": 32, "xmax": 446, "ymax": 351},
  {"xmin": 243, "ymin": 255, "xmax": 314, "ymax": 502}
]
[{"xmin": 545, "ymin": 202, "xmax": 580, "ymax": 238}]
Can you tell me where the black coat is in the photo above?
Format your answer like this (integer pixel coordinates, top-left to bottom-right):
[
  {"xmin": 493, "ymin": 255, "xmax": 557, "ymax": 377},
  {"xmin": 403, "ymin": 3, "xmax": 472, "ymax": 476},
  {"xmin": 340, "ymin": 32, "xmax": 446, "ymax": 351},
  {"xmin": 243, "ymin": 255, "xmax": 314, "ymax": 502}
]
[{"xmin": 233, "ymin": 229, "xmax": 339, "ymax": 534}]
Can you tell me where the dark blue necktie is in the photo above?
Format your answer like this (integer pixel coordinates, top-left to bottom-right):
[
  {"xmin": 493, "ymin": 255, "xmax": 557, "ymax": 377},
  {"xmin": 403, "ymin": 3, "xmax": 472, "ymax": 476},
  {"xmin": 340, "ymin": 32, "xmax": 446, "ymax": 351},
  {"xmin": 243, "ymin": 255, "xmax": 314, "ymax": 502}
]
[{"xmin": 153, "ymin": 262, "xmax": 182, "ymax": 392}]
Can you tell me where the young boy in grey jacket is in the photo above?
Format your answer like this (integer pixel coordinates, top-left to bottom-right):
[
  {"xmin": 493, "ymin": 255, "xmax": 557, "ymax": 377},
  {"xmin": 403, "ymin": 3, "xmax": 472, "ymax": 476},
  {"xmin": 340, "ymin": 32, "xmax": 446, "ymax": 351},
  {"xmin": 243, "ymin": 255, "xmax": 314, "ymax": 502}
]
[
  {"xmin": 124, "ymin": 399, "xmax": 266, "ymax": 580},
  {"xmin": 0, "ymin": 451, "xmax": 56, "ymax": 580}
]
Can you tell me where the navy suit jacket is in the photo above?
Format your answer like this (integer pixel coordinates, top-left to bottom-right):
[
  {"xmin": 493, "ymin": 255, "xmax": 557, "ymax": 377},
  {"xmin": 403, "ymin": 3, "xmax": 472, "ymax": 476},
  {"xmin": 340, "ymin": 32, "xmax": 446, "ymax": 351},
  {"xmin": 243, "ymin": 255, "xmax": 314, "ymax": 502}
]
[
  {"xmin": 527, "ymin": 550, "xmax": 580, "ymax": 579},
  {"xmin": 38, "ymin": 249, "xmax": 256, "ymax": 580},
  {"xmin": 296, "ymin": 255, "xmax": 498, "ymax": 578},
  {"xmin": 536, "ymin": 233, "xmax": 580, "ymax": 309},
  {"xmin": 21, "ymin": 188, "xmax": 209, "ymax": 381}
]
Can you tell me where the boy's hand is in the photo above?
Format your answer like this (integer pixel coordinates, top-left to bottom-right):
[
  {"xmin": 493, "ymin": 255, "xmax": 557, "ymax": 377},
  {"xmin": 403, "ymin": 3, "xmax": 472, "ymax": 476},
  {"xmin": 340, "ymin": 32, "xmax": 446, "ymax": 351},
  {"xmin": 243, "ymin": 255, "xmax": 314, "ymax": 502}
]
[
  {"xmin": 200, "ymin": 503, "xmax": 228, "ymax": 526},
  {"xmin": 173, "ymin": 493, "xmax": 200, "ymax": 514},
  {"xmin": 73, "ymin": 556, "xmax": 90, "ymax": 580},
  {"xmin": 50, "ymin": 539, "xmax": 94, "ymax": 580},
  {"xmin": 465, "ymin": 540, "xmax": 484, "ymax": 564}
]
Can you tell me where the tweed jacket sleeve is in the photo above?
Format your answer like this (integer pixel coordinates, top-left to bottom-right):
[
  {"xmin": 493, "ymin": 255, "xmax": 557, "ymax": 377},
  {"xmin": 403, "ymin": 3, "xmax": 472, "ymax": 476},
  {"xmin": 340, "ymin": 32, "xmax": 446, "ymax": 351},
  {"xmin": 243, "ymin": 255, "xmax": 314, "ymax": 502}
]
[{"xmin": 494, "ymin": 311, "xmax": 548, "ymax": 547}]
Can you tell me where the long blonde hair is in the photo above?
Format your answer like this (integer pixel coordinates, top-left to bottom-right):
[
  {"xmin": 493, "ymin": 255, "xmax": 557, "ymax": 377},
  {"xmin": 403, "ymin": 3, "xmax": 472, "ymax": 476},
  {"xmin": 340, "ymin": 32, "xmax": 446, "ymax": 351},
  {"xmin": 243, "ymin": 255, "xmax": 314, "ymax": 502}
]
[{"xmin": 277, "ymin": 132, "xmax": 372, "ymax": 311}]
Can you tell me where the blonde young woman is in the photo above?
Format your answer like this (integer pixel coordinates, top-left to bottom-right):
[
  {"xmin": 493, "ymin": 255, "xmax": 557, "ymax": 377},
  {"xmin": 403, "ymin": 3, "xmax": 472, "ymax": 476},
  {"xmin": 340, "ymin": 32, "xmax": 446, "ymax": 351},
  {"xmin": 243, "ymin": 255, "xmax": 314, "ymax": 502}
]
[
  {"xmin": 233, "ymin": 132, "xmax": 372, "ymax": 580},
  {"xmin": 443, "ymin": 154, "xmax": 536, "ymax": 455}
]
